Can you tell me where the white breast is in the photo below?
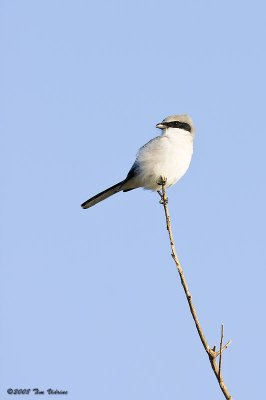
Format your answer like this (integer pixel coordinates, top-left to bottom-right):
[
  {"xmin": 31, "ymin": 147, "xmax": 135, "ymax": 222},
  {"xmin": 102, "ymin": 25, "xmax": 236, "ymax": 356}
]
[{"xmin": 135, "ymin": 129, "xmax": 193, "ymax": 190}]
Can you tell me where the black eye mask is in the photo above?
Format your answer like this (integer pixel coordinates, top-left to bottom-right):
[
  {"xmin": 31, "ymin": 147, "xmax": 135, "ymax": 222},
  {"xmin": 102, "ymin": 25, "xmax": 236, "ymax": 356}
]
[{"xmin": 163, "ymin": 121, "xmax": 192, "ymax": 132}]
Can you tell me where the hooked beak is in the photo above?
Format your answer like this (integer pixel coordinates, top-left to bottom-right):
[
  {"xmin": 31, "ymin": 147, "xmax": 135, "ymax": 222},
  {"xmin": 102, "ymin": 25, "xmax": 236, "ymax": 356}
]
[{"xmin": 156, "ymin": 122, "xmax": 166, "ymax": 129}]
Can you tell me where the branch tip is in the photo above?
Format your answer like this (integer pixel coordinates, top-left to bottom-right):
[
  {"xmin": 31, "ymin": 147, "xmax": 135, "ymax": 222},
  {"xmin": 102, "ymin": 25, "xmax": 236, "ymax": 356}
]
[{"xmin": 218, "ymin": 324, "xmax": 224, "ymax": 379}]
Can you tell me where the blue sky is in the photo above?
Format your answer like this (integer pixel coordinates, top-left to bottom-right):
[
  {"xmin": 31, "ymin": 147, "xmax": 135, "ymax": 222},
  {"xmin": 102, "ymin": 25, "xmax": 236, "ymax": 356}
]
[{"xmin": 1, "ymin": 1, "xmax": 265, "ymax": 399}]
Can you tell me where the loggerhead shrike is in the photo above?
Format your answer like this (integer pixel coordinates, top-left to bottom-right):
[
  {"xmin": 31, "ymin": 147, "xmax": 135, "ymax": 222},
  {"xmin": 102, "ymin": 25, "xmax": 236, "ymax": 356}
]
[{"xmin": 81, "ymin": 114, "xmax": 195, "ymax": 209}]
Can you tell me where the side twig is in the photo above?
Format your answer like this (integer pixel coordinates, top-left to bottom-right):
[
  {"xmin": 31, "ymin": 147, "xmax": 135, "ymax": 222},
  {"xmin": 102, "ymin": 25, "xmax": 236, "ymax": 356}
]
[
  {"xmin": 157, "ymin": 177, "xmax": 232, "ymax": 400},
  {"xmin": 219, "ymin": 324, "xmax": 224, "ymax": 380}
]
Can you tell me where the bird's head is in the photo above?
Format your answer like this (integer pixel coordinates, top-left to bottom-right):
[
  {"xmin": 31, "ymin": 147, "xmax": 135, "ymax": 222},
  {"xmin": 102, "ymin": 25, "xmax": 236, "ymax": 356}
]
[{"xmin": 156, "ymin": 114, "xmax": 195, "ymax": 137}]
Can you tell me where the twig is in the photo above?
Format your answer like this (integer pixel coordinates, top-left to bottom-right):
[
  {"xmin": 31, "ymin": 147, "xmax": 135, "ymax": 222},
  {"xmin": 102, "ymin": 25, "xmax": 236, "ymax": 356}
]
[
  {"xmin": 221, "ymin": 340, "xmax": 232, "ymax": 354},
  {"xmin": 219, "ymin": 324, "xmax": 224, "ymax": 380},
  {"xmin": 158, "ymin": 177, "xmax": 233, "ymax": 400}
]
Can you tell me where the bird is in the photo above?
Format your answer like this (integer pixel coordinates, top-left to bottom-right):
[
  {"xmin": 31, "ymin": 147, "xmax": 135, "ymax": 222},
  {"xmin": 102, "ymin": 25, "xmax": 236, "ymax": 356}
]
[{"xmin": 81, "ymin": 114, "xmax": 195, "ymax": 209}]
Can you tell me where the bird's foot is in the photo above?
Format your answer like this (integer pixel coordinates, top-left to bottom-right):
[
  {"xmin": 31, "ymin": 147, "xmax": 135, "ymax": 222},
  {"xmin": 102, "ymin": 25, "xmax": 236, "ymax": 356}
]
[
  {"xmin": 157, "ymin": 176, "xmax": 167, "ymax": 186},
  {"xmin": 157, "ymin": 177, "xmax": 168, "ymax": 204}
]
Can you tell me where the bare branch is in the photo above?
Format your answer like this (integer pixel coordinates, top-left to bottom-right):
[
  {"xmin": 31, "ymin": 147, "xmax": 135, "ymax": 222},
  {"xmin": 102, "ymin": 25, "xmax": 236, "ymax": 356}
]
[
  {"xmin": 213, "ymin": 340, "xmax": 233, "ymax": 358},
  {"xmin": 222, "ymin": 340, "xmax": 232, "ymax": 352},
  {"xmin": 158, "ymin": 176, "xmax": 233, "ymax": 400},
  {"xmin": 219, "ymin": 324, "xmax": 224, "ymax": 380}
]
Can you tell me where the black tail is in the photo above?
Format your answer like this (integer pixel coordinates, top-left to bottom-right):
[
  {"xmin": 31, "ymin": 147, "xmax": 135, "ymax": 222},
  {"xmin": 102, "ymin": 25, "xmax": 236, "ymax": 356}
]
[{"xmin": 81, "ymin": 181, "xmax": 125, "ymax": 209}]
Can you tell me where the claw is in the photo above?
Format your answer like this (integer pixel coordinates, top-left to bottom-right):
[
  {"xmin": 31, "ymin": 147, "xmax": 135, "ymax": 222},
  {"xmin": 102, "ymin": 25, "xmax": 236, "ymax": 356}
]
[
  {"xmin": 157, "ymin": 177, "xmax": 167, "ymax": 186},
  {"xmin": 157, "ymin": 177, "xmax": 168, "ymax": 204}
]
